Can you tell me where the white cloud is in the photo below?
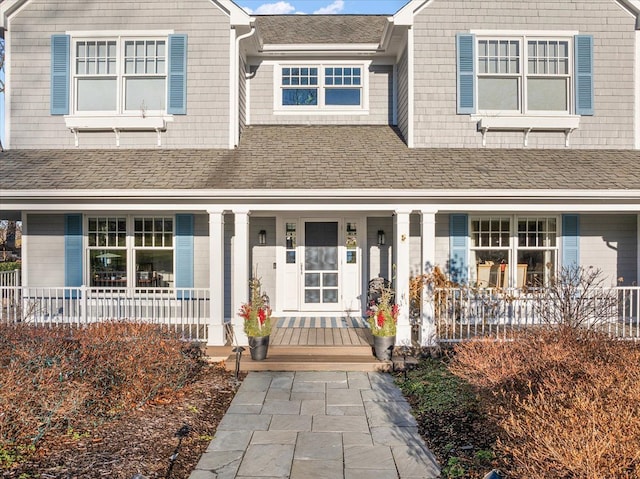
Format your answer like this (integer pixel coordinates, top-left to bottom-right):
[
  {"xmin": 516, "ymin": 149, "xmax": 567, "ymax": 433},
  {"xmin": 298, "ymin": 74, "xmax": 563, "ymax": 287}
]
[
  {"xmin": 313, "ymin": 0, "xmax": 344, "ymax": 14},
  {"xmin": 253, "ymin": 1, "xmax": 296, "ymax": 14}
]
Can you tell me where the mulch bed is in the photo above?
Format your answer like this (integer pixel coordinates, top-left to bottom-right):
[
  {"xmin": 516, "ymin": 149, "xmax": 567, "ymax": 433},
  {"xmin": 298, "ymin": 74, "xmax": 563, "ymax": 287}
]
[{"xmin": 4, "ymin": 363, "xmax": 241, "ymax": 479}]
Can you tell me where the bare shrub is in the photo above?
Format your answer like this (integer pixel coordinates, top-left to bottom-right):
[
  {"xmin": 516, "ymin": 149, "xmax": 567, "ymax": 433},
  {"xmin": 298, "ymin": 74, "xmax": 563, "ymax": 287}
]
[
  {"xmin": 451, "ymin": 330, "xmax": 640, "ymax": 478},
  {"xmin": 531, "ymin": 265, "xmax": 619, "ymax": 331},
  {"xmin": 0, "ymin": 322, "xmax": 203, "ymax": 466}
]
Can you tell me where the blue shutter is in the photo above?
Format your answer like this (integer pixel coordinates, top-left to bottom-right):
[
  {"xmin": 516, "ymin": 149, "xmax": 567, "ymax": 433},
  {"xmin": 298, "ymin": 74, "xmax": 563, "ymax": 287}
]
[
  {"xmin": 175, "ymin": 214, "xmax": 194, "ymax": 298},
  {"xmin": 51, "ymin": 34, "xmax": 70, "ymax": 115},
  {"xmin": 167, "ymin": 34, "xmax": 188, "ymax": 115},
  {"xmin": 449, "ymin": 214, "xmax": 469, "ymax": 283},
  {"xmin": 456, "ymin": 33, "xmax": 476, "ymax": 114},
  {"xmin": 562, "ymin": 214, "xmax": 580, "ymax": 269},
  {"xmin": 574, "ymin": 35, "xmax": 594, "ymax": 116},
  {"xmin": 65, "ymin": 214, "xmax": 83, "ymax": 298}
]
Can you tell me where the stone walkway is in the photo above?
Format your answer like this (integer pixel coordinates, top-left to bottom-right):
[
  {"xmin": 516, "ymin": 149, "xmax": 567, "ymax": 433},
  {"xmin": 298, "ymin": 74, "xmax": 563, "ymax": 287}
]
[{"xmin": 189, "ymin": 371, "xmax": 440, "ymax": 479}]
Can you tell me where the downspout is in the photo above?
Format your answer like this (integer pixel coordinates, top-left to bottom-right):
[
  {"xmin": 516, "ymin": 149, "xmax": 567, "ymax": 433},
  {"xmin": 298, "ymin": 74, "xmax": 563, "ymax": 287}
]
[{"xmin": 234, "ymin": 24, "xmax": 256, "ymax": 147}]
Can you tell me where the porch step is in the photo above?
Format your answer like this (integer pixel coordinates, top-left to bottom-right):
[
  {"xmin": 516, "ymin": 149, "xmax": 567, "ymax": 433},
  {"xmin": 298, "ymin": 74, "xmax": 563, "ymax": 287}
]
[{"xmin": 221, "ymin": 345, "xmax": 390, "ymax": 372}]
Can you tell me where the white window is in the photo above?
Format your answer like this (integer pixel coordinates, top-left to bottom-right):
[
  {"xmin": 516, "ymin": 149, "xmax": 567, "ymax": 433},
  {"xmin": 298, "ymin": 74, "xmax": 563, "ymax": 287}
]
[
  {"xmin": 74, "ymin": 37, "xmax": 167, "ymax": 115},
  {"xmin": 470, "ymin": 216, "xmax": 558, "ymax": 288},
  {"xmin": 278, "ymin": 63, "xmax": 366, "ymax": 111},
  {"xmin": 88, "ymin": 216, "xmax": 174, "ymax": 288},
  {"xmin": 477, "ymin": 36, "xmax": 571, "ymax": 115}
]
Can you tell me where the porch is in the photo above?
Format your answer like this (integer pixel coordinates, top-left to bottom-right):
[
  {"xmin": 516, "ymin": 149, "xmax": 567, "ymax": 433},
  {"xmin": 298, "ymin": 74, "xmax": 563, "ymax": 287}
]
[{"xmin": 2, "ymin": 279, "xmax": 639, "ymax": 346}]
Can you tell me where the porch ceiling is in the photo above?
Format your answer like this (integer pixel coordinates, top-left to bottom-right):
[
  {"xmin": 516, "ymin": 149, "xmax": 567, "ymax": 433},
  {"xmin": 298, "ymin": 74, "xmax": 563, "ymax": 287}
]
[{"xmin": 2, "ymin": 125, "xmax": 640, "ymax": 192}]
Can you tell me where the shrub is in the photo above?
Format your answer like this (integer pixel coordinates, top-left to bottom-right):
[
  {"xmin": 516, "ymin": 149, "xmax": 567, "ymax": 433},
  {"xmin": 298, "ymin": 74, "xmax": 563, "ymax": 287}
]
[
  {"xmin": 0, "ymin": 322, "xmax": 203, "ymax": 467},
  {"xmin": 0, "ymin": 262, "xmax": 20, "ymax": 272},
  {"xmin": 451, "ymin": 329, "xmax": 640, "ymax": 478}
]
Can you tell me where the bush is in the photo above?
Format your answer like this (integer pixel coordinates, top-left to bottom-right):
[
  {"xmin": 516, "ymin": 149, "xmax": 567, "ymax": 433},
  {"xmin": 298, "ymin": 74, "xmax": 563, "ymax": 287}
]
[
  {"xmin": 0, "ymin": 322, "xmax": 203, "ymax": 467},
  {"xmin": 450, "ymin": 328, "xmax": 640, "ymax": 478},
  {"xmin": 0, "ymin": 262, "xmax": 20, "ymax": 272}
]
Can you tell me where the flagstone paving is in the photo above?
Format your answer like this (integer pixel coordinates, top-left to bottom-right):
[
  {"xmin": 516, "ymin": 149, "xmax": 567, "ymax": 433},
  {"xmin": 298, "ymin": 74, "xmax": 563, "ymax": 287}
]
[{"xmin": 189, "ymin": 371, "xmax": 440, "ymax": 479}]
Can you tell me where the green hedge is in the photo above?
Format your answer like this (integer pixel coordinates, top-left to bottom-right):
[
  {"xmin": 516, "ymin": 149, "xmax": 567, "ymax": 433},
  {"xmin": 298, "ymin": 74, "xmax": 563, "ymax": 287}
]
[{"xmin": 0, "ymin": 262, "xmax": 21, "ymax": 272}]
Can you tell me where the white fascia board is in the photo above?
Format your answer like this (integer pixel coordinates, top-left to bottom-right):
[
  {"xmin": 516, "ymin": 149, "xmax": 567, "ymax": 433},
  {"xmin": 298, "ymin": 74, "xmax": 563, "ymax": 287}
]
[
  {"xmin": 617, "ymin": 0, "xmax": 640, "ymax": 18},
  {"xmin": 261, "ymin": 43, "xmax": 380, "ymax": 54},
  {"xmin": 210, "ymin": 0, "xmax": 252, "ymax": 26},
  {"xmin": 394, "ymin": 0, "xmax": 433, "ymax": 25},
  {"xmin": 0, "ymin": 0, "xmax": 27, "ymax": 29},
  {"xmin": 3, "ymin": 188, "xmax": 640, "ymax": 202}
]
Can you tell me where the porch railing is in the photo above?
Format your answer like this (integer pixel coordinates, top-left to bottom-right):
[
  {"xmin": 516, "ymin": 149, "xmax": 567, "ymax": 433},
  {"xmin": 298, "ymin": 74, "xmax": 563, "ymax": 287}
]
[
  {"xmin": 433, "ymin": 286, "xmax": 640, "ymax": 342},
  {"xmin": 0, "ymin": 269, "xmax": 20, "ymax": 287},
  {"xmin": 0, "ymin": 286, "xmax": 210, "ymax": 342}
]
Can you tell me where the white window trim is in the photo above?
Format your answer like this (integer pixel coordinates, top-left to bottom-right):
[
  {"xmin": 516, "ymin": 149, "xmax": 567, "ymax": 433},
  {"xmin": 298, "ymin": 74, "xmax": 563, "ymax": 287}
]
[
  {"xmin": 84, "ymin": 214, "xmax": 176, "ymax": 290},
  {"xmin": 470, "ymin": 31, "xmax": 581, "ymax": 146},
  {"xmin": 273, "ymin": 61, "xmax": 371, "ymax": 114},
  {"xmin": 70, "ymin": 35, "xmax": 169, "ymax": 117},
  {"xmin": 469, "ymin": 214, "xmax": 560, "ymax": 288}
]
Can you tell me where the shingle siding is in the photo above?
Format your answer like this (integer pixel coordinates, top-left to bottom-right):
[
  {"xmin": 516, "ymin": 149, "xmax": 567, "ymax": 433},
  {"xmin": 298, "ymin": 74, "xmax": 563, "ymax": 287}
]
[
  {"xmin": 580, "ymin": 214, "xmax": 638, "ymax": 286},
  {"xmin": 8, "ymin": 0, "xmax": 231, "ymax": 149},
  {"xmin": 411, "ymin": 0, "xmax": 636, "ymax": 148},
  {"xmin": 25, "ymin": 213, "xmax": 66, "ymax": 287}
]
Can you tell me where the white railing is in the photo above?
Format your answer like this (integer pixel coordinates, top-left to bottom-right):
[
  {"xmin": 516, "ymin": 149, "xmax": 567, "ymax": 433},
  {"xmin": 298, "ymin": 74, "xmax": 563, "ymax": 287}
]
[
  {"xmin": 432, "ymin": 286, "xmax": 640, "ymax": 342},
  {"xmin": 0, "ymin": 286, "xmax": 210, "ymax": 342},
  {"xmin": 0, "ymin": 269, "xmax": 20, "ymax": 287}
]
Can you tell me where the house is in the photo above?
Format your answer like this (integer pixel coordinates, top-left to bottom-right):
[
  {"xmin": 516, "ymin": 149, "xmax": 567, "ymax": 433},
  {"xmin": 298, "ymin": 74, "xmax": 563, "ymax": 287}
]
[{"xmin": 0, "ymin": 0, "xmax": 639, "ymax": 348}]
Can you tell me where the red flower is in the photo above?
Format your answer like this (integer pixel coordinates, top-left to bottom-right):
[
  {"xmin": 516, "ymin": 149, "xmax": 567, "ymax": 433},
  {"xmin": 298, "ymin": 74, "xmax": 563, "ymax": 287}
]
[
  {"xmin": 377, "ymin": 310, "xmax": 385, "ymax": 328},
  {"xmin": 391, "ymin": 304, "xmax": 399, "ymax": 322},
  {"xmin": 258, "ymin": 308, "xmax": 266, "ymax": 325}
]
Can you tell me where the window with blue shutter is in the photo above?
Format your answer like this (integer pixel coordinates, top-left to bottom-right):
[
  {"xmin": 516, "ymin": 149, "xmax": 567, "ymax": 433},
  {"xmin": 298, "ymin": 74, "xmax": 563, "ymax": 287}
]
[
  {"xmin": 456, "ymin": 34, "xmax": 476, "ymax": 114},
  {"xmin": 51, "ymin": 35, "xmax": 70, "ymax": 115},
  {"xmin": 65, "ymin": 214, "xmax": 83, "ymax": 298},
  {"xmin": 449, "ymin": 214, "xmax": 469, "ymax": 283},
  {"xmin": 562, "ymin": 214, "xmax": 580, "ymax": 269},
  {"xmin": 175, "ymin": 214, "xmax": 194, "ymax": 298},
  {"xmin": 574, "ymin": 35, "xmax": 594, "ymax": 116},
  {"xmin": 167, "ymin": 34, "xmax": 188, "ymax": 115}
]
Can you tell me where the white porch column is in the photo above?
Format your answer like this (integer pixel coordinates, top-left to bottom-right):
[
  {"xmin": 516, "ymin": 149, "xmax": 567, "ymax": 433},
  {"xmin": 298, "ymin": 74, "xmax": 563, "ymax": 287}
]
[
  {"xmin": 394, "ymin": 209, "xmax": 412, "ymax": 346},
  {"xmin": 233, "ymin": 210, "xmax": 250, "ymax": 346},
  {"xmin": 420, "ymin": 210, "xmax": 437, "ymax": 347},
  {"xmin": 207, "ymin": 210, "xmax": 225, "ymax": 346}
]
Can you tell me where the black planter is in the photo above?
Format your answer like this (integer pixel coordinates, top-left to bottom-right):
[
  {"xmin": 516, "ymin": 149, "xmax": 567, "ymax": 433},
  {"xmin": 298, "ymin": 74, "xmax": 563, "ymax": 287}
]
[
  {"xmin": 373, "ymin": 335, "xmax": 395, "ymax": 361},
  {"xmin": 248, "ymin": 335, "xmax": 270, "ymax": 360}
]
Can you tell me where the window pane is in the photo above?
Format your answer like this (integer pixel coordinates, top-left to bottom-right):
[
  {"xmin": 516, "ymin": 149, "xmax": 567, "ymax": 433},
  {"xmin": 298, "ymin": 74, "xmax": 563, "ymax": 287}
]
[
  {"xmin": 472, "ymin": 250, "xmax": 509, "ymax": 288},
  {"xmin": 527, "ymin": 78, "xmax": 567, "ymax": 111},
  {"xmin": 125, "ymin": 78, "xmax": 166, "ymax": 111},
  {"xmin": 282, "ymin": 88, "xmax": 318, "ymax": 106},
  {"xmin": 90, "ymin": 250, "xmax": 127, "ymax": 287},
  {"xmin": 136, "ymin": 250, "xmax": 174, "ymax": 287},
  {"xmin": 325, "ymin": 88, "xmax": 361, "ymax": 106},
  {"xmin": 478, "ymin": 77, "xmax": 518, "ymax": 110},
  {"xmin": 77, "ymin": 78, "xmax": 117, "ymax": 111},
  {"xmin": 517, "ymin": 250, "xmax": 555, "ymax": 287}
]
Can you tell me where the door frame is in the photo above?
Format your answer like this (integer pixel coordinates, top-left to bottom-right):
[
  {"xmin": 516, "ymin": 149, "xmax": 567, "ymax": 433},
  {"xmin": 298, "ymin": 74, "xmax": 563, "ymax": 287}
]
[{"xmin": 276, "ymin": 214, "xmax": 364, "ymax": 316}]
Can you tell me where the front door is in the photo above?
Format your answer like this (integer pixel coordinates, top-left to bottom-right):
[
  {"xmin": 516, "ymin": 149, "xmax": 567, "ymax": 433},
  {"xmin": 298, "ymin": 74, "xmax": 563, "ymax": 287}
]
[{"xmin": 302, "ymin": 221, "xmax": 339, "ymax": 311}]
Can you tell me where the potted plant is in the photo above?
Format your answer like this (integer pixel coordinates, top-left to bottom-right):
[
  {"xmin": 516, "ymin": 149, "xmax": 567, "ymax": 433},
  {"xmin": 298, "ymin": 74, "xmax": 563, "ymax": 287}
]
[
  {"xmin": 238, "ymin": 277, "xmax": 272, "ymax": 360},
  {"xmin": 367, "ymin": 285, "xmax": 398, "ymax": 361}
]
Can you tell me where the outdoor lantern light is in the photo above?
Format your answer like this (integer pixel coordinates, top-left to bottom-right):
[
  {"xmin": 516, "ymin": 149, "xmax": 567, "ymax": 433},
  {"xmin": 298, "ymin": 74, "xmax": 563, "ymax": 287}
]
[
  {"xmin": 258, "ymin": 230, "xmax": 267, "ymax": 245},
  {"xmin": 377, "ymin": 230, "xmax": 386, "ymax": 246}
]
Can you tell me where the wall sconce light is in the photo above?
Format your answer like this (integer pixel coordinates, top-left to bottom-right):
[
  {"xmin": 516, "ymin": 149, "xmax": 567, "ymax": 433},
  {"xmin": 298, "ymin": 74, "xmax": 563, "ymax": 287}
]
[
  {"xmin": 258, "ymin": 230, "xmax": 267, "ymax": 245},
  {"xmin": 377, "ymin": 230, "xmax": 386, "ymax": 246}
]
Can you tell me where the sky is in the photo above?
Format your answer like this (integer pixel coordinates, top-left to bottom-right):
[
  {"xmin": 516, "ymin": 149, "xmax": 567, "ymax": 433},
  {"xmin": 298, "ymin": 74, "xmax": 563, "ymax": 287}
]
[{"xmin": 237, "ymin": 0, "xmax": 409, "ymax": 15}]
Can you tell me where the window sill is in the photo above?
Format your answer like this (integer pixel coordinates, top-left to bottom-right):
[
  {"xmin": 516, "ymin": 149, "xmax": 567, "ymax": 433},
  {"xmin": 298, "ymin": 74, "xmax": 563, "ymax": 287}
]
[
  {"xmin": 274, "ymin": 109, "xmax": 370, "ymax": 116},
  {"xmin": 474, "ymin": 115, "xmax": 580, "ymax": 147},
  {"xmin": 65, "ymin": 116, "xmax": 169, "ymax": 147}
]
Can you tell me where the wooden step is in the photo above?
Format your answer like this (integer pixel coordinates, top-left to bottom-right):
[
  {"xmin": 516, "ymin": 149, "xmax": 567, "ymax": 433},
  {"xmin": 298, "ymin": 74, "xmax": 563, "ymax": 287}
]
[{"xmin": 224, "ymin": 353, "xmax": 391, "ymax": 372}]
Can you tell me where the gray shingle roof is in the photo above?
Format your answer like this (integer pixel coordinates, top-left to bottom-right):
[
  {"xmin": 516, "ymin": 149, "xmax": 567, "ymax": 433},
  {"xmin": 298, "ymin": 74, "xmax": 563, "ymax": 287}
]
[
  {"xmin": 255, "ymin": 15, "xmax": 388, "ymax": 45},
  {"xmin": 2, "ymin": 125, "xmax": 640, "ymax": 191}
]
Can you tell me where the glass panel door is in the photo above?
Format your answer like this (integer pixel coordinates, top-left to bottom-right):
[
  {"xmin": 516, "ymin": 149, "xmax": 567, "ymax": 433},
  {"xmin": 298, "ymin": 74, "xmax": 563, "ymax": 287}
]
[{"xmin": 303, "ymin": 222, "xmax": 339, "ymax": 308}]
